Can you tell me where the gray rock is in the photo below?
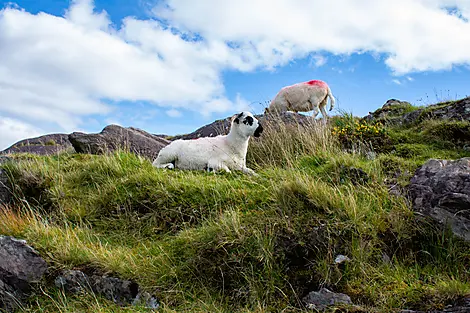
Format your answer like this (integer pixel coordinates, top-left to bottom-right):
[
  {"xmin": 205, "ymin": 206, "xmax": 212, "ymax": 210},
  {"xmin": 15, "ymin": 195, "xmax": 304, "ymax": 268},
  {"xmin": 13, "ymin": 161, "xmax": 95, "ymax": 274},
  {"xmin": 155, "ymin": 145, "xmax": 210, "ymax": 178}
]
[
  {"xmin": 402, "ymin": 97, "xmax": 470, "ymax": 125},
  {"xmin": 132, "ymin": 291, "xmax": 160, "ymax": 310},
  {"xmin": 54, "ymin": 270, "xmax": 91, "ymax": 294},
  {"xmin": 0, "ymin": 156, "xmax": 12, "ymax": 204},
  {"xmin": 55, "ymin": 270, "xmax": 159, "ymax": 309},
  {"xmin": 1, "ymin": 134, "xmax": 73, "ymax": 156},
  {"xmin": 302, "ymin": 288, "xmax": 353, "ymax": 311},
  {"xmin": 90, "ymin": 275, "xmax": 139, "ymax": 306},
  {"xmin": 0, "ymin": 278, "xmax": 22, "ymax": 312},
  {"xmin": 334, "ymin": 255, "xmax": 351, "ymax": 265},
  {"xmin": 69, "ymin": 125, "xmax": 170, "ymax": 160},
  {"xmin": 362, "ymin": 99, "xmax": 413, "ymax": 124},
  {"xmin": 363, "ymin": 97, "xmax": 470, "ymax": 126},
  {"xmin": 0, "ymin": 236, "xmax": 48, "ymax": 293},
  {"xmin": 407, "ymin": 158, "xmax": 470, "ymax": 242},
  {"xmin": 0, "ymin": 236, "xmax": 47, "ymax": 312}
]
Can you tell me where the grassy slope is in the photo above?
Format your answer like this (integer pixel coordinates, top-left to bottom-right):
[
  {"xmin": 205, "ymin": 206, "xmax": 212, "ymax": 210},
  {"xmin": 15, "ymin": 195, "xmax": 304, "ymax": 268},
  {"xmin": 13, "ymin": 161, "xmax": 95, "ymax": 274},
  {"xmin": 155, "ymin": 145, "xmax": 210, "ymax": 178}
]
[{"xmin": 1, "ymin": 105, "xmax": 470, "ymax": 313}]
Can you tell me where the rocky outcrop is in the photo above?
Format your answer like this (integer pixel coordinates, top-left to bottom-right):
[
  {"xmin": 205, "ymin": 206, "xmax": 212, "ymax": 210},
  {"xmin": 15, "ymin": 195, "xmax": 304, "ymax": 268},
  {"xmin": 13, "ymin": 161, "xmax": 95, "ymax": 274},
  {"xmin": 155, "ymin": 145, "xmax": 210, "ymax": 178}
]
[
  {"xmin": 403, "ymin": 97, "xmax": 470, "ymax": 125},
  {"xmin": 0, "ymin": 156, "xmax": 12, "ymax": 204},
  {"xmin": 0, "ymin": 236, "xmax": 48, "ymax": 312},
  {"xmin": 69, "ymin": 125, "xmax": 170, "ymax": 160},
  {"xmin": 363, "ymin": 97, "xmax": 470, "ymax": 126},
  {"xmin": 55, "ymin": 270, "xmax": 159, "ymax": 309},
  {"xmin": 172, "ymin": 112, "xmax": 313, "ymax": 140},
  {"xmin": 407, "ymin": 158, "xmax": 470, "ymax": 242},
  {"xmin": 1, "ymin": 134, "xmax": 73, "ymax": 156},
  {"xmin": 302, "ymin": 288, "xmax": 353, "ymax": 311},
  {"xmin": 362, "ymin": 99, "xmax": 414, "ymax": 124}
]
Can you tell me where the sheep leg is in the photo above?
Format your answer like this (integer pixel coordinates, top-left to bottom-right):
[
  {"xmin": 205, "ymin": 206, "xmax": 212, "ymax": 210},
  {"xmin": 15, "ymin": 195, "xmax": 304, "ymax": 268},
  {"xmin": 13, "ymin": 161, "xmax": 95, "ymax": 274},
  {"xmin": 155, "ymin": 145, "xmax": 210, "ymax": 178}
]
[
  {"xmin": 152, "ymin": 152, "xmax": 176, "ymax": 169},
  {"xmin": 319, "ymin": 97, "xmax": 329, "ymax": 121},
  {"xmin": 319, "ymin": 105, "xmax": 328, "ymax": 120},
  {"xmin": 311, "ymin": 105, "xmax": 320, "ymax": 118},
  {"xmin": 242, "ymin": 167, "xmax": 258, "ymax": 176},
  {"xmin": 207, "ymin": 160, "xmax": 231, "ymax": 174},
  {"xmin": 156, "ymin": 163, "xmax": 175, "ymax": 169}
]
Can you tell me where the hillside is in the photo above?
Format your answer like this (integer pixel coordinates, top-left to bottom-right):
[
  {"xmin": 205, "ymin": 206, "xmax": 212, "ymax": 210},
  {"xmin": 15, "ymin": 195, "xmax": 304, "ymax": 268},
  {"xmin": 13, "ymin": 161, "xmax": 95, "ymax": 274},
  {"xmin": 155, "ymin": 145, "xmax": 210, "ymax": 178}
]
[{"xmin": 1, "ymin": 98, "xmax": 470, "ymax": 313}]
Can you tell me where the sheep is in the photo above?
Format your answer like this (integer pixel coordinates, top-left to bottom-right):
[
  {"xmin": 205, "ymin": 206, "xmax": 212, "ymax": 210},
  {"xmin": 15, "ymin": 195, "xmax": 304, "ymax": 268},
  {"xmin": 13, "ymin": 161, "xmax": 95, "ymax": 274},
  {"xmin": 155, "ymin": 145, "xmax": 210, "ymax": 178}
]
[
  {"xmin": 265, "ymin": 80, "xmax": 336, "ymax": 119},
  {"xmin": 152, "ymin": 111, "xmax": 263, "ymax": 175}
]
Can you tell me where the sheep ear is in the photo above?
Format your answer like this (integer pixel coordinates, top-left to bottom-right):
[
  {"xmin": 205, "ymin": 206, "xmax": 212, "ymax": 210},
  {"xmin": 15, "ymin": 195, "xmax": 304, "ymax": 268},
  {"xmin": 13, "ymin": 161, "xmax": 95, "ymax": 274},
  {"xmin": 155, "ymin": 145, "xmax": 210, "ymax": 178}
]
[{"xmin": 231, "ymin": 114, "xmax": 240, "ymax": 124}]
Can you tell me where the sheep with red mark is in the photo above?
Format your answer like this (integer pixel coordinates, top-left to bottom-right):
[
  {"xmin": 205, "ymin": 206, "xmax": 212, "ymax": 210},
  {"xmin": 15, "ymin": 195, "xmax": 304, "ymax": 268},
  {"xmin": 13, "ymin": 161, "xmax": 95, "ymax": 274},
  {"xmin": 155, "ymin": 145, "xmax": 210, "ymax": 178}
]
[{"xmin": 265, "ymin": 80, "xmax": 336, "ymax": 119}]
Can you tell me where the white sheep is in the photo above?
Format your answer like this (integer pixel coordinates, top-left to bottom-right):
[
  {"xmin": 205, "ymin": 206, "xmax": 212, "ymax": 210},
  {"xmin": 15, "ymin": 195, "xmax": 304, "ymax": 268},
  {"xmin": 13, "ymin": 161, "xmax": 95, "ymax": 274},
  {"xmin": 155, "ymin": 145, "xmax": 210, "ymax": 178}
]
[
  {"xmin": 152, "ymin": 111, "xmax": 263, "ymax": 175},
  {"xmin": 265, "ymin": 80, "xmax": 336, "ymax": 118}
]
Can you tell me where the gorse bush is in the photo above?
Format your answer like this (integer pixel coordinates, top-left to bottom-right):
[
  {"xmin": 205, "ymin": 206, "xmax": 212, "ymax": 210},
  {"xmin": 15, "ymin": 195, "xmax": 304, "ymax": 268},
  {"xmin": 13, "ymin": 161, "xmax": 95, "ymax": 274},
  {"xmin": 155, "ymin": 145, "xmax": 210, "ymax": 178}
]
[{"xmin": 330, "ymin": 113, "xmax": 392, "ymax": 154}]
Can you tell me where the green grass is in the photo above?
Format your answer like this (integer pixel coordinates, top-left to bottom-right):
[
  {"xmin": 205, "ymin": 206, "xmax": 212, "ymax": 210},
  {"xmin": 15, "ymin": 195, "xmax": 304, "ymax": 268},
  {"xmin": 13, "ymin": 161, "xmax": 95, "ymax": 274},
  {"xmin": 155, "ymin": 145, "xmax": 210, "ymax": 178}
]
[{"xmin": 1, "ymin": 108, "xmax": 470, "ymax": 313}]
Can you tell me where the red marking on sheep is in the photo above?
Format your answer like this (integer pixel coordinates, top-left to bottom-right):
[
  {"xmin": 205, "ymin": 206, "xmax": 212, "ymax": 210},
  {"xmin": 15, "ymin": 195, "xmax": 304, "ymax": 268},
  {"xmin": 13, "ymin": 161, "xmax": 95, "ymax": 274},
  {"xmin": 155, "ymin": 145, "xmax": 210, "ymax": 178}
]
[{"xmin": 305, "ymin": 80, "xmax": 327, "ymax": 87}]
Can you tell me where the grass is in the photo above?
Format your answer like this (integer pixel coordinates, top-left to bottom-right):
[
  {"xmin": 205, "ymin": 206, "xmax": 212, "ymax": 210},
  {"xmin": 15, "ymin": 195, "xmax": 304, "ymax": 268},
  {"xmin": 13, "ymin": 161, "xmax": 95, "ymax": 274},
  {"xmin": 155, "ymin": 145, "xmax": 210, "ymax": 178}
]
[{"xmin": 1, "ymin": 105, "xmax": 470, "ymax": 312}]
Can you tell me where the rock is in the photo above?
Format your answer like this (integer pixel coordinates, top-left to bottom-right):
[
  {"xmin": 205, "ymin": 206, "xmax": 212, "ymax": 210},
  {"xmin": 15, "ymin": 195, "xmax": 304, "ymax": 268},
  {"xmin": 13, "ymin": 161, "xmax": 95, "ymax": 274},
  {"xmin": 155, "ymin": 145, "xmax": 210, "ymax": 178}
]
[
  {"xmin": 0, "ymin": 236, "xmax": 48, "ymax": 293},
  {"xmin": 55, "ymin": 270, "xmax": 159, "ymax": 309},
  {"xmin": 54, "ymin": 270, "xmax": 90, "ymax": 294},
  {"xmin": 90, "ymin": 275, "xmax": 139, "ymax": 306},
  {"xmin": 1, "ymin": 134, "xmax": 73, "ymax": 156},
  {"xmin": 0, "ymin": 236, "xmax": 48, "ymax": 312},
  {"xmin": 407, "ymin": 158, "xmax": 470, "ymax": 242},
  {"xmin": 0, "ymin": 279, "xmax": 22, "ymax": 312},
  {"xmin": 302, "ymin": 288, "xmax": 353, "ymax": 311},
  {"xmin": 334, "ymin": 255, "xmax": 351, "ymax": 265},
  {"xmin": 402, "ymin": 97, "xmax": 470, "ymax": 125},
  {"xmin": 172, "ymin": 112, "xmax": 313, "ymax": 140},
  {"xmin": 363, "ymin": 97, "xmax": 470, "ymax": 126},
  {"xmin": 0, "ymin": 156, "xmax": 12, "ymax": 204},
  {"xmin": 362, "ymin": 99, "xmax": 413, "ymax": 124},
  {"xmin": 69, "ymin": 125, "xmax": 170, "ymax": 160},
  {"xmin": 132, "ymin": 291, "xmax": 160, "ymax": 310}
]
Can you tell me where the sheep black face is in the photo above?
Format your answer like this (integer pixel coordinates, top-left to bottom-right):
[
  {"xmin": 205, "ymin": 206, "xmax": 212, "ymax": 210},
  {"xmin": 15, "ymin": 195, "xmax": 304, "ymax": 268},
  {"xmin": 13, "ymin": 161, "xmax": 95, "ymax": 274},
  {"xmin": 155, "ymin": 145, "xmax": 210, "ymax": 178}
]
[{"xmin": 232, "ymin": 112, "xmax": 263, "ymax": 138}]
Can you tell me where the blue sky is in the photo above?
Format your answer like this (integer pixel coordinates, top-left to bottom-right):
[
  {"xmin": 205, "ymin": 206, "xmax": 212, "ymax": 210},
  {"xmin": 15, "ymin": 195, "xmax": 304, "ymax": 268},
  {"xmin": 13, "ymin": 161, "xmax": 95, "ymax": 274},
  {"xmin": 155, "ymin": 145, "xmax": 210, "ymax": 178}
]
[{"xmin": 1, "ymin": 0, "xmax": 470, "ymax": 149}]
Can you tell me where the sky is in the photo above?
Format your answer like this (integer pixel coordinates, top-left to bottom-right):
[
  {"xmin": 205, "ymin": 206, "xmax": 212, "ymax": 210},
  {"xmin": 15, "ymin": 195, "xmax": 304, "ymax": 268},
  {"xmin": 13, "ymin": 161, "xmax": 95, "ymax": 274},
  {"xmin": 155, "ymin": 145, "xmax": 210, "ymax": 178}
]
[{"xmin": 0, "ymin": 0, "xmax": 470, "ymax": 150}]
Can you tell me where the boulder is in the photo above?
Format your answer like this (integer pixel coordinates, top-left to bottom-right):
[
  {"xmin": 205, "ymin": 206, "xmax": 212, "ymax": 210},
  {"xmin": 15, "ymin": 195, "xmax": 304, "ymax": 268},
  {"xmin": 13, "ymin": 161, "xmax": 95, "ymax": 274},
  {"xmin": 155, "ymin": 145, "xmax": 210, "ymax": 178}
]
[
  {"xmin": 0, "ymin": 236, "xmax": 48, "ymax": 292},
  {"xmin": 55, "ymin": 269, "xmax": 159, "ymax": 309},
  {"xmin": 407, "ymin": 158, "xmax": 470, "ymax": 242},
  {"xmin": 69, "ymin": 125, "xmax": 170, "ymax": 160},
  {"xmin": 403, "ymin": 97, "xmax": 470, "ymax": 125},
  {"xmin": 1, "ymin": 134, "xmax": 73, "ymax": 156},
  {"xmin": 362, "ymin": 99, "xmax": 413, "ymax": 124},
  {"xmin": 0, "ymin": 156, "xmax": 12, "ymax": 204},
  {"xmin": 0, "ymin": 279, "xmax": 22, "ymax": 312},
  {"xmin": 363, "ymin": 97, "xmax": 470, "ymax": 126},
  {"xmin": 302, "ymin": 288, "xmax": 353, "ymax": 311},
  {"xmin": 0, "ymin": 236, "xmax": 48, "ymax": 312}
]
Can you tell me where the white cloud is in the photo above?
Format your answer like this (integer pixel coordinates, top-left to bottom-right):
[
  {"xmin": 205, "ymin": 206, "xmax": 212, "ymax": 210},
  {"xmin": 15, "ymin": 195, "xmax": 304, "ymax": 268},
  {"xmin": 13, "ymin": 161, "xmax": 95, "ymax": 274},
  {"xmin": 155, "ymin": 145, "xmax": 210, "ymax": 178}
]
[
  {"xmin": 158, "ymin": 0, "xmax": 470, "ymax": 74},
  {"xmin": 166, "ymin": 109, "xmax": 182, "ymax": 118},
  {"xmin": 392, "ymin": 79, "xmax": 402, "ymax": 85},
  {"xmin": 0, "ymin": 117, "xmax": 42, "ymax": 150},
  {"xmin": 310, "ymin": 55, "xmax": 327, "ymax": 67},
  {"xmin": 1, "ymin": 0, "xmax": 470, "ymax": 148}
]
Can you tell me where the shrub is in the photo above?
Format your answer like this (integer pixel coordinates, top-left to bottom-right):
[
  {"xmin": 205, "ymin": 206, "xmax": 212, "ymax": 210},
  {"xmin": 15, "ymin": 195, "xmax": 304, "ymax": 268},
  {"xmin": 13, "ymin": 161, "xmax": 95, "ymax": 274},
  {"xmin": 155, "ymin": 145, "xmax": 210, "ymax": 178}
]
[{"xmin": 332, "ymin": 115, "xmax": 392, "ymax": 153}]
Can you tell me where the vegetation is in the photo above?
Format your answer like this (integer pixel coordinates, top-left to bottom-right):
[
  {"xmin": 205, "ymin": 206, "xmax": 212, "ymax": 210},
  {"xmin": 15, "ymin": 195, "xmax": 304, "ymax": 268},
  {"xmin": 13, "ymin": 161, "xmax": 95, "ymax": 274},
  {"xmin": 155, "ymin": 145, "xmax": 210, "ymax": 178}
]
[{"xmin": 1, "ymin": 99, "xmax": 470, "ymax": 313}]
